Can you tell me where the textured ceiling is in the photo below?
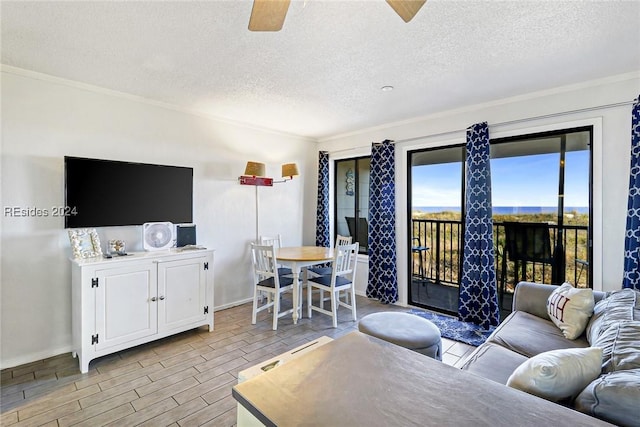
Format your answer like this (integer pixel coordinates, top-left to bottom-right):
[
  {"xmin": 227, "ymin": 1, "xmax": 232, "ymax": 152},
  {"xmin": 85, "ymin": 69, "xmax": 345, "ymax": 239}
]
[{"xmin": 2, "ymin": 0, "xmax": 639, "ymax": 140}]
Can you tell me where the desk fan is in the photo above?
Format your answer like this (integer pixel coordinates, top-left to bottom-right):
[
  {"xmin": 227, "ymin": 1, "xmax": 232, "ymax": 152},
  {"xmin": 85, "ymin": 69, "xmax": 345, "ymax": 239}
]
[{"xmin": 143, "ymin": 222, "xmax": 174, "ymax": 251}]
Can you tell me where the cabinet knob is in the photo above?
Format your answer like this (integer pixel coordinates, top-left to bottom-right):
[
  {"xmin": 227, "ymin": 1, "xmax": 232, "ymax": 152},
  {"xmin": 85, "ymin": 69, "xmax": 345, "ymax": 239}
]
[
  {"xmin": 150, "ymin": 297, "xmax": 157, "ymax": 302},
  {"xmin": 159, "ymin": 296, "xmax": 165, "ymax": 300}
]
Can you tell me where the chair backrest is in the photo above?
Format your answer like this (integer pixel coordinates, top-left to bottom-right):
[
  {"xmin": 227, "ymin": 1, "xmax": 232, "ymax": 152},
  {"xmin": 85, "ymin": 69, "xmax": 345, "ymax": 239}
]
[
  {"xmin": 335, "ymin": 234, "xmax": 352, "ymax": 247},
  {"xmin": 250, "ymin": 243, "xmax": 279, "ymax": 285},
  {"xmin": 259, "ymin": 234, "xmax": 284, "ymax": 249},
  {"xmin": 332, "ymin": 242, "xmax": 360, "ymax": 282},
  {"xmin": 345, "ymin": 217, "xmax": 368, "ymax": 252},
  {"xmin": 503, "ymin": 222, "xmax": 554, "ymax": 264}
]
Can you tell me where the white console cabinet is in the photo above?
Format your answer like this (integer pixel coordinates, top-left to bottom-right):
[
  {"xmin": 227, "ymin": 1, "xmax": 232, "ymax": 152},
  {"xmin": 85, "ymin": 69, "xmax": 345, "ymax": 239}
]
[{"xmin": 71, "ymin": 249, "xmax": 214, "ymax": 373}]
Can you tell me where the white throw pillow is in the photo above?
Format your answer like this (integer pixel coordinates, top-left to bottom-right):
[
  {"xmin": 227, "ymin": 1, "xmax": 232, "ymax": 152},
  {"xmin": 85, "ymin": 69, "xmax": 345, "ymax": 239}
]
[
  {"xmin": 506, "ymin": 347, "xmax": 603, "ymax": 402},
  {"xmin": 546, "ymin": 282, "xmax": 595, "ymax": 339}
]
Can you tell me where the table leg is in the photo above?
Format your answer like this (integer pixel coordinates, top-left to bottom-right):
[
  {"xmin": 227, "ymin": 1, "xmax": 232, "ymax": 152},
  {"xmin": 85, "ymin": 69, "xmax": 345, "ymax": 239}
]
[
  {"xmin": 292, "ymin": 263, "xmax": 301, "ymax": 324},
  {"xmin": 303, "ymin": 267, "xmax": 310, "ymax": 318}
]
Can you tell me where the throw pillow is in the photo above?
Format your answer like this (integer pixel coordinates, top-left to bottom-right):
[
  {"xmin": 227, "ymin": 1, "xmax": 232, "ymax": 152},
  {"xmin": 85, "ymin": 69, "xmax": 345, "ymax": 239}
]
[
  {"xmin": 593, "ymin": 320, "xmax": 640, "ymax": 373},
  {"xmin": 546, "ymin": 282, "xmax": 594, "ymax": 339},
  {"xmin": 586, "ymin": 288, "xmax": 639, "ymax": 345},
  {"xmin": 574, "ymin": 368, "xmax": 640, "ymax": 427},
  {"xmin": 506, "ymin": 347, "xmax": 603, "ymax": 402}
]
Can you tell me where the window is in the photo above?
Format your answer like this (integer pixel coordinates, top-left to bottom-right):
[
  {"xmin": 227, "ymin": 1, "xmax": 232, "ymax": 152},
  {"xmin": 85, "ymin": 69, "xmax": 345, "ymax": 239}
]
[{"xmin": 335, "ymin": 157, "xmax": 370, "ymax": 254}]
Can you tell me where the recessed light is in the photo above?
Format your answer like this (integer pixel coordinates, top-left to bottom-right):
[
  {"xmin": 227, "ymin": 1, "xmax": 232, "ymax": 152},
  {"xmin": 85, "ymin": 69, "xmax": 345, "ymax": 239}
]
[{"xmin": 381, "ymin": 85, "xmax": 394, "ymax": 92}]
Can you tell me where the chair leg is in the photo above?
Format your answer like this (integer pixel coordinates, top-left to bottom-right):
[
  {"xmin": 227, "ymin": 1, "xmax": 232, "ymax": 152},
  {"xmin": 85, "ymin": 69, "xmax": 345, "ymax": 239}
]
[
  {"xmin": 272, "ymin": 291, "xmax": 280, "ymax": 331},
  {"xmin": 307, "ymin": 283, "xmax": 313, "ymax": 319},
  {"xmin": 251, "ymin": 287, "xmax": 259, "ymax": 325},
  {"xmin": 320, "ymin": 290, "xmax": 325, "ymax": 310},
  {"xmin": 331, "ymin": 290, "xmax": 338, "ymax": 328},
  {"xmin": 350, "ymin": 286, "xmax": 357, "ymax": 321}
]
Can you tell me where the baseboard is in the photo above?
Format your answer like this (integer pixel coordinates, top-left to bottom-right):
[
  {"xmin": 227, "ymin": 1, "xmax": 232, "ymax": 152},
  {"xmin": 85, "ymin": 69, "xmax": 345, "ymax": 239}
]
[
  {"xmin": 1, "ymin": 344, "xmax": 74, "ymax": 371},
  {"xmin": 354, "ymin": 289, "xmax": 407, "ymax": 307},
  {"xmin": 213, "ymin": 291, "xmax": 407, "ymax": 311},
  {"xmin": 214, "ymin": 297, "xmax": 253, "ymax": 312}
]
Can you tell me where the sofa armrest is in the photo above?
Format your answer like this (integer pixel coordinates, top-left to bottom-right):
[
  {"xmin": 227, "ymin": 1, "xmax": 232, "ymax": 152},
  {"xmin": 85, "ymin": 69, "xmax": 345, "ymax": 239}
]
[{"xmin": 511, "ymin": 281, "xmax": 556, "ymax": 320}]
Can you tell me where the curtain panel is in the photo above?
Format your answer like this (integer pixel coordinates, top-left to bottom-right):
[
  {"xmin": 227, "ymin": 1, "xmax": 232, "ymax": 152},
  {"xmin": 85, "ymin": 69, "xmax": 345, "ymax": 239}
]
[
  {"xmin": 623, "ymin": 95, "xmax": 640, "ymax": 290},
  {"xmin": 315, "ymin": 151, "xmax": 330, "ymax": 247},
  {"xmin": 366, "ymin": 140, "xmax": 398, "ymax": 304},
  {"xmin": 458, "ymin": 122, "xmax": 500, "ymax": 328}
]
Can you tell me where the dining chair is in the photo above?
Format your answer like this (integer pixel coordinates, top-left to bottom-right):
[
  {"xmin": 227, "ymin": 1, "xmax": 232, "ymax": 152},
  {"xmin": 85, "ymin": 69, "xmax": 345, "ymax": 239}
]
[
  {"xmin": 307, "ymin": 242, "xmax": 359, "ymax": 328},
  {"xmin": 308, "ymin": 234, "xmax": 353, "ymax": 308},
  {"xmin": 308, "ymin": 234, "xmax": 352, "ymax": 276},
  {"xmin": 259, "ymin": 234, "xmax": 293, "ymax": 277},
  {"xmin": 250, "ymin": 243, "xmax": 295, "ymax": 330}
]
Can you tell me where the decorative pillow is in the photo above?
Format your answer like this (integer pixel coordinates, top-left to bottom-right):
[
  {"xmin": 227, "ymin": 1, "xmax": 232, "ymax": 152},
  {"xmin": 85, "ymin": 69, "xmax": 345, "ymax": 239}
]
[
  {"xmin": 586, "ymin": 288, "xmax": 639, "ymax": 345},
  {"xmin": 506, "ymin": 347, "xmax": 602, "ymax": 402},
  {"xmin": 593, "ymin": 320, "xmax": 640, "ymax": 373},
  {"xmin": 546, "ymin": 282, "xmax": 594, "ymax": 339},
  {"xmin": 574, "ymin": 368, "xmax": 640, "ymax": 427}
]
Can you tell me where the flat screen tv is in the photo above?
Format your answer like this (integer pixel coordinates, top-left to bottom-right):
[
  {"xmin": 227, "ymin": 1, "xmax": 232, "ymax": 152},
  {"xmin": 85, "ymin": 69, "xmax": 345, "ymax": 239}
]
[{"xmin": 64, "ymin": 156, "xmax": 193, "ymax": 228}]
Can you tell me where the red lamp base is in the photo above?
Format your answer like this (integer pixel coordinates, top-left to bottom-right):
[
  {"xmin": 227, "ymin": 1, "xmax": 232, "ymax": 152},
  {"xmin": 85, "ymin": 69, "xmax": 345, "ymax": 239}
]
[{"xmin": 239, "ymin": 176, "xmax": 273, "ymax": 186}]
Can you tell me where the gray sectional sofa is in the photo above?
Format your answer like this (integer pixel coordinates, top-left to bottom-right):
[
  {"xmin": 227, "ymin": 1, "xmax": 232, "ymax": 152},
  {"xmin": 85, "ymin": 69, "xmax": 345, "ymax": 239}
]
[{"xmin": 460, "ymin": 281, "xmax": 640, "ymax": 427}]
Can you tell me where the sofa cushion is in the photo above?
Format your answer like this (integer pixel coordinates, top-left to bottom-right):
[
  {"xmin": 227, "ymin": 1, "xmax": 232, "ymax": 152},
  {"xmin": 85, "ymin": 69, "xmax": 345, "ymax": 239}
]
[
  {"xmin": 459, "ymin": 342, "xmax": 528, "ymax": 385},
  {"xmin": 506, "ymin": 347, "xmax": 603, "ymax": 402},
  {"xmin": 586, "ymin": 288, "xmax": 639, "ymax": 345},
  {"xmin": 487, "ymin": 311, "xmax": 589, "ymax": 358},
  {"xmin": 574, "ymin": 368, "xmax": 640, "ymax": 427},
  {"xmin": 593, "ymin": 320, "xmax": 640, "ymax": 373},
  {"xmin": 546, "ymin": 283, "xmax": 594, "ymax": 340}
]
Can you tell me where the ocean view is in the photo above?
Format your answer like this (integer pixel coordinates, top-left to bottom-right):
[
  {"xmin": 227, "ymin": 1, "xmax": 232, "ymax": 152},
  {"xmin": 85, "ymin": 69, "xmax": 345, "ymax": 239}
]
[{"xmin": 414, "ymin": 206, "xmax": 589, "ymax": 215}]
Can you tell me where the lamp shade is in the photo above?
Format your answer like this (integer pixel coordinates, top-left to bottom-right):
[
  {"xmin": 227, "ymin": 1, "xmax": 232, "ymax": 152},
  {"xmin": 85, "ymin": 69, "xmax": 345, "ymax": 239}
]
[
  {"xmin": 281, "ymin": 163, "xmax": 299, "ymax": 178},
  {"xmin": 244, "ymin": 161, "xmax": 266, "ymax": 177}
]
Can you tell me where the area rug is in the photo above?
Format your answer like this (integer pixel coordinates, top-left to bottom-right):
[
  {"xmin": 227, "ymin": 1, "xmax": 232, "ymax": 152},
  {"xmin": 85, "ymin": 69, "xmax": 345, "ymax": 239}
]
[{"xmin": 409, "ymin": 310, "xmax": 496, "ymax": 347}]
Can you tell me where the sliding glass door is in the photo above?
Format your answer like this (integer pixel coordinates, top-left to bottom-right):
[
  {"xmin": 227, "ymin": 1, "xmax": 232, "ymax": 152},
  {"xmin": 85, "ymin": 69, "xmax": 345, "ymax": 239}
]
[{"xmin": 408, "ymin": 127, "xmax": 592, "ymax": 315}]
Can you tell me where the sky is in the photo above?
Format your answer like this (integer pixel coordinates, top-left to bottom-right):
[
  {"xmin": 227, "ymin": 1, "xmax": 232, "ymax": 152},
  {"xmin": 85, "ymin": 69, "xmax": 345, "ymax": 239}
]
[{"xmin": 412, "ymin": 151, "xmax": 589, "ymax": 208}]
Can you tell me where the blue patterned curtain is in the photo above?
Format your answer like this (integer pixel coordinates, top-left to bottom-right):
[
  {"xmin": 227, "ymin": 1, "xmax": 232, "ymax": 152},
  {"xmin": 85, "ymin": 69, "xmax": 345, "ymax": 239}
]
[
  {"xmin": 315, "ymin": 151, "xmax": 330, "ymax": 247},
  {"xmin": 366, "ymin": 140, "xmax": 398, "ymax": 303},
  {"xmin": 623, "ymin": 95, "xmax": 640, "ymax": 290},
  {"xmin": 458, "ymin": 122, "xmax": 500, "ymax": 328}
]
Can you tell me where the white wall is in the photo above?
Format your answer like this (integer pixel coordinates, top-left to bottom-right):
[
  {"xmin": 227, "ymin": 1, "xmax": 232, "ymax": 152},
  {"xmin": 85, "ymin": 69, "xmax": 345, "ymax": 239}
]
[
  {"xmin": 0, "ymin": 68, "xmax": 317, "ymax": 368},
  {"xmin": 319, "ymin": 73, "xmax": 640, "ymax": 306}
]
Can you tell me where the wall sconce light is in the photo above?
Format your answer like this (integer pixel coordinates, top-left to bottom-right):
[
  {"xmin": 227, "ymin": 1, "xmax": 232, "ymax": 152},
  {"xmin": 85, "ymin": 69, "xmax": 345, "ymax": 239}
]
[
  {"xmin": 280, "ymin": 163, "xmax": 299, "ymax": 182},
  {"xmin": 239, "ymin": 161, "xmax": 299, "ymax": 186}
]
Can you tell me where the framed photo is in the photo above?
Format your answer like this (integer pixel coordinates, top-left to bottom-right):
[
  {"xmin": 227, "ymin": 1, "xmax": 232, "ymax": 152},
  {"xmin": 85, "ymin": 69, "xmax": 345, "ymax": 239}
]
[{"xmin": 68, "ymin": 228, "xmax": 102, "ymax": 259}]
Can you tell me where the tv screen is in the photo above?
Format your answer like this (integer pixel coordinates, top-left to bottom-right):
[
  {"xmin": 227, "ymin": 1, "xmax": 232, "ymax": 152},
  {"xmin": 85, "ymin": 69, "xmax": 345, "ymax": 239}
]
[{"xmin": 64, "ymin": 156, "xmax": 193, "ymax": 228}]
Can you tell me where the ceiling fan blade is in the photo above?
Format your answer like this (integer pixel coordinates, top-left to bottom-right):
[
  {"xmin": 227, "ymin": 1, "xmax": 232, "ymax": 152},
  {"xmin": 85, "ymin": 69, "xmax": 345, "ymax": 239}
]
[
  {"xmin": 386, "ymin": 0, "xmax": 426, "ymax": 23},
  {"xmin": 249, "ymin": 0, "xmax": 291, "ymax": 31}
]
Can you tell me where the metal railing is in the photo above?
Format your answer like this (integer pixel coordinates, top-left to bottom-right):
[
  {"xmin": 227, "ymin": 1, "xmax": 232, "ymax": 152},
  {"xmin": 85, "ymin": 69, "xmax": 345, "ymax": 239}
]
[{"xmin": 411, "ymin": 219, "xmax": 590, "ymax": 291}]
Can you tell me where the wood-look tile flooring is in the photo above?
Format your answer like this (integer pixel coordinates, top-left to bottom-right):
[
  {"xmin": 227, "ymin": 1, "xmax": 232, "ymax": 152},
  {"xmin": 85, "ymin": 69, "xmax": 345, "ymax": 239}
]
[{"xmin": 1, "ymin": 295, "xmax": 475, "ymax": 426}]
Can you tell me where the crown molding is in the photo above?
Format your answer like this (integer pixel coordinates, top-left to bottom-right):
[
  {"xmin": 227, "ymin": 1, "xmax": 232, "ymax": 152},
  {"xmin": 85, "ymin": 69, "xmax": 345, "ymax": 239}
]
[
  {"xmin": 320, "ymin": 71, "xmax": 640, "ymax": 143},
  {"xmin": 0, "ymin": 64, "xmax": 317, "ymax": 143}
]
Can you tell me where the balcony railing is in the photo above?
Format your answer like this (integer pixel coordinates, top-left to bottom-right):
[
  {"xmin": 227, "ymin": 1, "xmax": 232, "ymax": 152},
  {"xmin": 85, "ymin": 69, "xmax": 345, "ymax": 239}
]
[{"xmin": 411, "ymin": 218, "xmax": 590, "ymax": 294}]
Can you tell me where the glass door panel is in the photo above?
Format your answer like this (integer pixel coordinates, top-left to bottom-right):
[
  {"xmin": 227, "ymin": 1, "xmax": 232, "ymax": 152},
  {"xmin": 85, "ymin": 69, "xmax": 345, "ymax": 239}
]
[
  {"xmin": 335, "ymin": 157, "xmax": 370, "ymax": 254},
  {"xmin": 409, "ymin": 146, "xmax": 464, "ymax": 315}
]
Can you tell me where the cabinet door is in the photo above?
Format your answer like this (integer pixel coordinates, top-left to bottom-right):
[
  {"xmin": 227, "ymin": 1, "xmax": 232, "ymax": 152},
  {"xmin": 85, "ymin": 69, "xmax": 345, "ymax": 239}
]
[
  {"xmin": 157, "ymin": 257, "xmax": 207, "ymax": 333},
  {"xmin": 95, "ymin": 262, "xmax": 158, "ymax": 351}
]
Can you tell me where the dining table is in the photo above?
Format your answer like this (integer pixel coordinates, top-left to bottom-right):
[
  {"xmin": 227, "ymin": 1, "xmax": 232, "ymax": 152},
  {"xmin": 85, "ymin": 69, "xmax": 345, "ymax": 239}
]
[{"xmin": 276, "ymin": 246, "xmax": 334, "ymax": 324}]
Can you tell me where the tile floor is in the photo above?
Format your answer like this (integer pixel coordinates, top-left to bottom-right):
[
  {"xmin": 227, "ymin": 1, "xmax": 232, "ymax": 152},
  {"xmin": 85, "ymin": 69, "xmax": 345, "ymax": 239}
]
[{"xmin": 1, "ymin": 295, "xmax": 475, "ymax": 426}]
